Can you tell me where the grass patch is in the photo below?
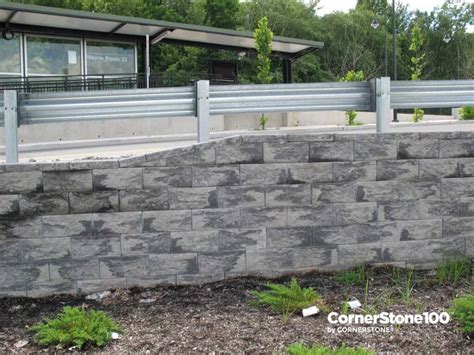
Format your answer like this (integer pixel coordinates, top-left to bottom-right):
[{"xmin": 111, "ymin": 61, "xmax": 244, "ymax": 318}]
[
  {"xmin": 32, "ymin": 306, "xmax": 121, "ymax": 350},
  {"xmin": 449, "ymin": 292, "xmax": 474, "ymax": 335},
  {"xmin": 336, "ymin": 264, "xmax": 367, "ymax": 286},
  {"xmin": 286, "ymin": 343, "xmax": 375, "ymax": 355},
  {"xmin": 397, "ymin": 268, "xmax": 416, "ymax": 305},
  {"xmin": 436, "ymin": 257, "xmax": 471, "ymax": 285},
  {"xmin": 250, "ymin": 277, "xmax": 328, "ymax": 320}
]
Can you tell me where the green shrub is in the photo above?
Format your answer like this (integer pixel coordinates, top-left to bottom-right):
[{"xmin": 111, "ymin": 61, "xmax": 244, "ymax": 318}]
[
  {"xmin": 32, "ymin": 306, "xmax": 121, "ymax": 350},
  {"xmin": 286, "ymin": 343, "xmax": 375, "ymax": 355},
  {"xmin": 336, "ymin": 264, "xmax": 367, "ymax": 286},
  {"xmin": 250, "ymin": 277, "xmax": 328, "ymax": 319},
  {"xmin": 436, "ymin": 257, "xmax": 471, "ymax": 285},
  {"xmin": 459, "ymin": 106, "xmax": 474, "ymax": 120},
  {"xmin": 259, "ymin": 114, "xmax": 269, "ymax": 129},
  {"xmin": 449, "ymin": 292, "xmax": 474, "ymax": 335}
]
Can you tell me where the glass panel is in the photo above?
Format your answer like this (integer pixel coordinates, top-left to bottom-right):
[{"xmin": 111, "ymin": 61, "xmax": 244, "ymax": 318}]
[
  {"xmin": 27, "ymin": 36, "xmax": 81, "ymax": 75},
  {"xmin": 0, "ymin": 35, "xmax": 21, "ymax": 74},
  {"xmin": 86, "ymin": 41, "xmax": 135, "ymax": 75}
]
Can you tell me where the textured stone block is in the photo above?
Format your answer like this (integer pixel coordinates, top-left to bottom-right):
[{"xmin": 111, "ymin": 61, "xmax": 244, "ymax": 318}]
[
  {"xmin": 69, "ymin": 191, "xmax": 119, "ymax": 214},
  {"xmin": 439, "ymin": 139, "xmax": 474, "ymax": 158},
  {"xmin": 166, "ymin": 146, "xmax": 215, "ymax": 166},
  {"xmin": 0, "ymin": 172, "xmax": 42, "ymax": 193},
  {"xmin": 240, "ymin": 206, "xmax": 287, "ymax": 227},
  {"xmin": 23, "ymin": 238, "xmax": 71, "ymax": 262},
  {"xmin": 100, "ymin": 256, "xmax": 149, "ymax": 278},
  {"xmin": 378, "ymin": 200, "xmax": 459, "ymax": 221},
  {"xmin": 19, "ymin": 193, "xmax": 69, "ymax": 215},
  {"xmin": 467, "ymin": 236, "xmax": 473, "ymax": 257},
  {"xmin": 218, "ymin": 229, "xmax": 265, "ymax": 250},
  {"xmin": 143, "ymin": 210, "xmax": 192, "ymax": 232},
  {"xmin": 266, "ymin": 227, "xmax": 312, "ymax": 248},
  {"xmin": 27, "ymin": 280, "xmax": 76, "ymax": 297},
  {"xmin": 377, "ymin": 160, "xmax": 418, "ymax": 181},
  {"xmin": 0, "ymin": 239, "xmax": 23, "ymax": 264},
  {"xmin": 170, "ymin": 230, "xmax": 219, "ymax": 252},
  {"xmin": 93, "ymin": 168, "xmax": 142, "ymax": 190},
  {"xmin": 143, "ymin": 167, "xmax": 192, "ymax": 188},
  {"xmin": 441, "ymin": 177, "xmax": 474, "ymax": 198},
  {"xmin": 198, "ymin": 251, "xmax": 246, "ymax": 274},
  {"xmin": 119, "ymin": 155, "xmax": 147, "ymax": 168},
  {"xmin": 355, "ymin": 181, "xmax": 440, "ymax": 202},
  {"xmin": 120, "ymin": 189, "xmax": 169, "ymax": 211},
  {"xmin": 43, "ymin": 170, "xmax": 92, "ymax": 192},
  {"xmin": 312, "ymin": 182, "xmax": 356, "ymax": 203},
  {"xmin": 70, "ymin": 236, "xmax": 121, "ymax": 258},
  {"xmin": 354, "ymin": 138, "xmax": 397, "ymax": 160},
  {"xmin": 240, "ymin": 164, "xmax": 288, "ymax": 185},
  {"xmin": 333, "ymin": 161, "xmax": 376, "ymax": 182},
  {"xmin": 0, "ymin": 283, "xmax": 27, "ymax": 297},
  {"xmin": 459, "ymin": 197, "xmax": 474, "ymax": 217},
  {"xmin": 399, "ymin": 219, "xmax": 442, "ymax": 241},
  {"xmin": 77, "ymin": 278, "xmax": 127, "ymax": 294},
  {"xmin": 93, "ymin": 212, "xmax": 142, "ymax": 235},
  {"xmin": 459, "ymin": 158, "xmax": 474, "ymax": 177},
  {"xmin": 149, "ymin": 253, "xmax": 198, "ymax": 275},
  {"xmin": 127, "ymin": 276, "xmax": 176, "ymax": 288},
  {"xmin": 49, "ymin": 259, "xmax": 100, "ymax": 280},
  {"xmin": 419, "ymin": 159, "xmax": 460, "ymax": 180},
  {"xmin": 69, "ymin": 160, "xmax": 119, "ymax": 170},
  {"xmin": 383, "ymin": 237, "xmax": 465, "ymax": 262},
  {"xmin": 264, "ymin": 142, "xmax": 309, "ymax": 163},
  {"xmin": 288, "ymin": 203, "xmax": 377, "ymax": 227},
  {"xmin": 398, "ymin": 139, "xmax": 439, "ymax": 159},
  {"xmin": 215, "ymin": 142, "xmax": 263, "ymax": 164},
  {"xmin": 121, "ymin": 233, "xmax": 170, "ymax": 255},
  {"xmin": 288, "ymin": 133, "xmax": 333, "ymax": 142},
  {"xmin": 177, "ymin": 273, "xmax": 224, "ymax": 285},
  {"xmin": 43, "ymin": 214, "xmax": 93, "ymax": 238},
  {"xmin": 314, "ymin": 222, "xmax": 398, "ymax": 245},
  {"xmin": 287, "ymin": 163, "xmax": 332, "ymax": 184},
  {"xmin": 169, "ymin": 187, "xmax": 217, "ymax": 209},
  {"xmin": 192, "ymin": 208, "xmax": 240, "ymax": 229},
  {"xmin": 217, "ymin": 186, "xmax": 264, "ymax": 208},
  {"xmin": 0, "ymin": 262, "xmax": 49, "ymax": 286},
  {"xmin": 310, "ymin": 141, "xmax": 353, "ymax": 162},
  {"xmin": 192, "ymin": 166, "xmax": 240, "ymax": 187},
  {"xmin": 265, "ymin": 185, "xmax": 311, "ymax": 206},
  {"xmin": 443, "ymin": 217, "xmax": 474, "ymax": 238},
  {"xmin": 0, "ymin": 195, "xmax": 19, "ymax": 217},
  {"xmin": 338, "ymin": 243, "xmax": 383, "ymax": 265},
  {"xmin": 1, "ymin": 217, "xmax": 43, "ymax": 239},
  {"xmin": 242, "ymin": 134, "xmax": 288, "ymax": 143}
]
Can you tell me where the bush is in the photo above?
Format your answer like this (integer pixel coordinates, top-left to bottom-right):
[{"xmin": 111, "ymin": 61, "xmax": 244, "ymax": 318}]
[
  {"xmin": 286, "ymin": 343, "xmax": 375, "ymax": 355},
  {"xmin": 436, "ymin": 257, "xmax": 471, "ymax": 285},
  {"xmin": 32, "ymin": 306, "xmax": 121, "ymax": 349},
  {"xmin": 250, "ymin": 277, "xmax": 328, "ymax": 319},
  {"xmin": 459, "ymin": 106, "xmax": 474, "ymax": 120},
  {"xmin": 449, "ymin": 293, "xmax": 474, "ymax": 335},
  {"xmin": 336, "ymin": 264, "xmax": 367, "ymax": 286}
]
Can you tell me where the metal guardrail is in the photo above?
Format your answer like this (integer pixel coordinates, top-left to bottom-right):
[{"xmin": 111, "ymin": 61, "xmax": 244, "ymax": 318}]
[{"xmin": 2, "ymin": 78, "xmax": 474, "ymax": 163}]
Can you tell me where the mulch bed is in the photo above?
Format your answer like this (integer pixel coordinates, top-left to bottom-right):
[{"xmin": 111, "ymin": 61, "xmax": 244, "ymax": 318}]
[{"xmin": 0, "ymin": 266, "xmax": 472, "ymax": 354}]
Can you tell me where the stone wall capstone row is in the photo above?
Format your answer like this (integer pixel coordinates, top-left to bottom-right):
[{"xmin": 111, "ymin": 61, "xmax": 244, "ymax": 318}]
[{"xmin": 0, "ymin": 132, "xmax": 473, "ymax": 297}]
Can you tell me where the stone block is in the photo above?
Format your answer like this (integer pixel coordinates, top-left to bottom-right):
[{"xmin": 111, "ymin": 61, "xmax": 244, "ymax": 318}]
[
  {"xmin": 170, "ymin": 230, "xmax": 219, "ymax": 252},
  {"xmin": 240, "ymin": 164, "xmax": 288, "ymax": 186},
  {"xmin": 442, "ymin": 217, "xmax": 474, "ymax": 238},
  {"xmin": 419, "ymin": 159, "xmax": 460, "ymax": 180},
  {"xmin": 77, "ymin": 278, "xmax": 127, "ymax": 294},
  {"xmin": 166, "ymin": 145, "xmax": 215, "ymax": 166},
  {"xmin": 177, "ymin": 273, "xmax": 224, "ymax": 285},
  {"xmin": 439, "ymin": 139, "xmax": 474, "ymax": 158},
  {"xmin": 383, "ymin": 237, "xmax": 465, "ymax": 262},
  {"xmin": 314, "ymin": 222, "xmax": 398, "ymax": 245},
  {"xmin": 27, "ymin": 280, "xmax": 76, "ymax": 297},
  {"xmin": 459, "ymin": 197, "xmax": 474, "ymax": 217},
  {"xmin": 459, "ymin": 158, "xmax": 474, "ymax": 177},
  {"xmin": 0, "ymin": 239, "xmax": 23, "ymax": 264},
  {"xmin": 354, "ymin": 138, "xmax": 397, "ymax": 160},
  {"xmin": 287, "ymin": 163, "xmax": 332, "ymax": 184},
  {"xmin": 93, "ymin": 168, "xmax": 142, "ymax": 190},
  {"xmin": 19, "ymin": 193, "xmax": 69, "ymax": 216},
  {"xmin": 198, "ymin": 251, "xmax": 246, "ymax": 274},
  {"xmin": 218, "ymin": 228, "xmax": 265, "ymax": 250},
  {"xmin": 119, "ymin": 155, "xmax": 147, "ymax": 168},
  {"xmin": 399, "ymin": 219, "xmax": 442, "ymax": 241},
  {"xmin": 0, "ymin": 171, "xmax": 42, "ymax": 194},
  {"xmin": 240, "ymin": 206, "xmax": 287, "ymax": 227},
  {"xmin": 120, "ymin": 189, "xmax": 169, "ymax": 211},
  {"xmin": 398, "ymin": 139, "xmax": 439, "ymax": 159},
  {"xmin": 0, "ymin": 262, "xmax": 49, "ymax": 286},
  {"xmin": 70, "ymin": 236, "xmax": 121, "ymax": 258},
  {"xmin": 288, "ymin": 133, "xmax": 333, "ymax": 142},
  {"xmin": 333, "ymin": 161, "xmax": 376, "ymax": 182},
  {"xmin": 93, "ymin": 212, "xmax": 142, "ymax": 235},
  {"xmin": 312, "ymin": 182, "xmax": 356, "ymax": 203},
  {"xmin": 69, "ymin": 160, "xmax": 119, "ymax": 170},
  {"xmin": 192, "ymin": 208, "xmax": 240, "ymax": 229},
  {"xmin": 242, "ymin": 134, "xmax": 288, "ymax": 143},
  {"xmin": 378, "ymin": 200, "xmax": 459, "ymax": 221},
  {"xmin": 43, "ymin": 170, "xmax": 92, "ymax": 192},
  {"xmin": 169, "ymin": 187, "xmax": 217, "ymax": 209},
  {"xmin": 22, "ymin": 237, "xmax": 71, "ymax": 262},
  {"xmin": 69, "ymin": 191, "xmax": 119, "ymax": 214},
  {"xmin": 0, "ymin": 283, "xmax": 27, "ymax": 297},
  {"xmin": 127, "ymin": 276, "xmax": 176, "ymax": 288},
  {"xmin": 263, "ymin": 142, "xmax": 309, "ymax": 163},
  {"xmin": 216, "ymin": 142, "xmax": 263, "ymax": 164},
  {"xmin": 376, "ymin": 160, "xmax": 418, "ymax": 181},
  {"xmin": 121, "ymin": 232, "xmax": 170, "ymax": 255},
  {"xmin": 1, "ymin": 217, "xmax": 43, "ymax": 239},
  {"xmin": 266, "ymin": 227, "xmax": 312, "ymax": 248},
  {"xmin": 0, "ymin": 195, "xmax": 19, "ymax": 217},
  {"xmin": 149, "ymin": 253, "xmax": 198, "ymax": 275},
  {"xmin": 43, "ymin": 214, "xmax": 93, "ymax": 238},
  {"xmin": 143, "ymin": 210, "xmax": 192, "ymax": 232},
  {"xmin": 49, "ymin": 259, "xmax": 100, "ymax": 280},
  {"xmin": 338, "ymin": 243, "xmax": 383, "ymax": 265},
  {"xmin": 467, "ymin": 236, "xmax": 473, "ymax": 257},
  {"xmin": 143, "ymin": 167, "xmax": 192, "ymax": 188},
  {"xmin": 441, "ymin": 177, "xmax": 474, "ymax": 198},
  {"xmin": 265, "ymin": 185, "xmax": 311, "ymax": 206},
  {"xmin": 192, "ymin": 165, "xmax": 240, "ymax": 187},
  {"xmin": 310, "ymin": 141, "xmax": 354, "ymax": 162},
  {"xmin": 355, "ymin": 181, "xmax": 440, "ymax": 202},
  {"xmin": 100, "ymin": 256, "xmax": 149, "ymax": 278},
  {"xmin": 217, "ymin": 186, "xmax": 265, "ymax": 208}
]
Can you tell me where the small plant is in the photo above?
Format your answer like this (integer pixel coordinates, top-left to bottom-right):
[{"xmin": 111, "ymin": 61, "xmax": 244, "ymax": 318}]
[
  {"xmin": 340, "ymin": 70, "xmax": 365, "ymax": 126},
  {"xmin": 286, "ymin": 343, "xmax": 375, "ymax": 355},
  {"xmin": 437, "ymin": 257, "xmax": 471, "ymax": 285},
  {"xmin": 259, "ymin": 114, "xmax": 269, "ymax": 130},
  {"xmin": 413, "ymin": 108, "xmax": 425, "ymax": 123},
  {"xmin": 459, "ymin": 106, "xmax": 474, "ymax": 120},
  {"xmin": 336, "ymin": 264, "xmax": 367, "ymax": 286},
  {"xmin": 398, "ymin": 268, "xmax": 416, "ymax": 305},
  {"xmin": 449, "ymin": 292, "xmax": 474, "ymax": 335},
  {"xmin": 250, "ymin": 277, "xmax": 328, "ymax": 320},
  {"xmin": 32, "ymin": 306, "xmax": 121, "ymax": 350}
]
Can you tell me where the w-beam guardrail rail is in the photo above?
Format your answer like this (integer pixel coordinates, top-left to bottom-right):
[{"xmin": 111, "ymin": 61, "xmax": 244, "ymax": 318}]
[{"xmin": 2, "ymin": 78, "xmax": 473, "ymax": 163}]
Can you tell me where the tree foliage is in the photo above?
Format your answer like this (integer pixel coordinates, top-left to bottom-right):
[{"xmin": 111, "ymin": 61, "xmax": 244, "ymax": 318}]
[{"xmin": 409, "ymin": 22, "xmax": 425, "ymax": 122}]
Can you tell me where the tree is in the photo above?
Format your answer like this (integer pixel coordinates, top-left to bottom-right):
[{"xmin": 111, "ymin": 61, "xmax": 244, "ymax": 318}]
[
  {"xmin": 409, "ymin": 22, "xmax": 425, "ymax": 122},
  {"xmin": 204, "ymin": 0, "xmax": 239, "ymax": 29},
  {"xmin": 356, "ymin": 0, "xmax": 388, "ymax": 14}
]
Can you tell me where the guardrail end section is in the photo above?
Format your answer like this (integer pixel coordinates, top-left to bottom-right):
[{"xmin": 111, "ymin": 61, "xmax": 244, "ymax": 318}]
[
  {"xmin": 196, "ymin": 80, "xmax": 210, "ymax": 143},
  {"xmin": 376, "ymin": 77, "xmax": 391, "ymax": 133},
  {"xmin": 4, "ymin": 90, "xmax": 19, "ymax": 164}
]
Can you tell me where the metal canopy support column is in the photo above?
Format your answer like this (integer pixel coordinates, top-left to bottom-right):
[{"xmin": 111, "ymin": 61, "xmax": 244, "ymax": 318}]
[
  {"xmin": 4, "ymin": 90, "xmax": 19, "ymax": 163},
  {"xmin": 282, "ymin": 59, "xmax": 292, "ymax": 83},
  {"xmin": 145, "ymin": 34, "xmax": 150, "ymax": 89}
]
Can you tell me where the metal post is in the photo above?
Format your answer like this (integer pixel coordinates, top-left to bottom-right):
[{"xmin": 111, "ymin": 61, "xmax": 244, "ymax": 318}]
[
  {"xmin": 195, "ymin": 80, "xmax": 210, "ymax": 143},
  {"xmin": 145, "ymin": 34, "xmax": 150, "ymax": 89},
  {"xmin": 392, "ymin": 0, "xmax": 398, "ymax": 123},
  {"xmin": 376, "ymin": 77, "xmax": 391, "ymax": 133},
  {"xmin": 4, "ymin": 90, "xmax": 19, "ymax": 163},
  {"xmin": 282, "ymin": 59, "xmax": 292, "ymax": 83}
]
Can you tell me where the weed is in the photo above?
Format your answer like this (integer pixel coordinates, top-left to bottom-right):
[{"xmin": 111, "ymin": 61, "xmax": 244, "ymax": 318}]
[
  {"xmin": 398, "ymin": 268, "xmax": 416, "ymax": 305},
  {"xmin": 259, "ymin": 114, "xmax": 269, "ymax": 129},
  {"xmin": 286, "ymin": 343, "xmax": 374, "ymax": 355},
  {"xmin": 449, "ymin": 292, "xmax": 474, "ymax": 335},
  {"xmin": 336, "ymin": 264, "xmax": 367, "ymax": 286},
  {"xmin": 436, "ymin": 257, "xmax": 471, "ymax": 285},
  {"xmin": 341, "ymin": 301, "xmax": 350, "ymax": 315}
]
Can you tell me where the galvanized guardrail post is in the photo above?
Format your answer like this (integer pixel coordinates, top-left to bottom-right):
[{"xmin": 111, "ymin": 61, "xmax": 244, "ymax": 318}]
[
  {"xmin": 376, "ymin": 77, "xmax": 391, "ymax": 133},
  {"xmin": 4, "ymin": 90, "xmax": 19, "ymax": 163},
  {"xmin": 195, "ymin": 80, "xmax": 210, "ymax": 143}
]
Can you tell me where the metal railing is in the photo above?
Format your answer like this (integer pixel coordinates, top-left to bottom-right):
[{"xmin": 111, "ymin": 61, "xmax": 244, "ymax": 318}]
[{"xmin": 1, "ymin": 77, "xmax": 473, "ymax": 163}]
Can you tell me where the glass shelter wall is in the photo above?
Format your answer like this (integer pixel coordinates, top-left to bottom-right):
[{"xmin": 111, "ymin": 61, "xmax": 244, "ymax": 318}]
[{"xmin": 0, "ymin": 35, "xmax": 22, "ymax": 77}]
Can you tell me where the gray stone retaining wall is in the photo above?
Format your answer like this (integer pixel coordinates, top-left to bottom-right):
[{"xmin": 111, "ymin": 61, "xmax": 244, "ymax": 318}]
[{"xmin": 1, "ymin": 132, "xmax": 473, "ymax": 297}]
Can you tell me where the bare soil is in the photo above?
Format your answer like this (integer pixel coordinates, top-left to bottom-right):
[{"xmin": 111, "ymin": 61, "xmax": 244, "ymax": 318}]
[{"xmin": 0, "ymin": 266, "xmax": 472, "ymax": 354}]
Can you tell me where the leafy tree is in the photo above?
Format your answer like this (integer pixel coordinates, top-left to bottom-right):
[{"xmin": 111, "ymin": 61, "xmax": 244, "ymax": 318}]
[
  {"xmin": 204, "ymin": 0, "xmax": 239, "ymax": 29},
  {"xmin": 409, "ymin": 22, "xmax": 425, "ymax": 122},
  {"xmin": 356, "ymin": 0, "xmax": 388, "ymax": 13}
]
